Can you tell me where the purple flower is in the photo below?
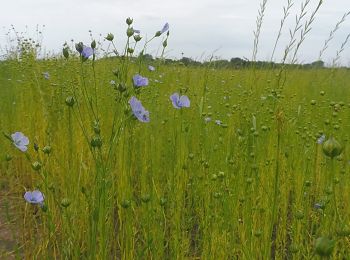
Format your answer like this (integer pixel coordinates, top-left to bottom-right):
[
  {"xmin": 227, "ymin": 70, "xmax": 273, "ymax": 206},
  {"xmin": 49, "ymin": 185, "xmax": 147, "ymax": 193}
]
[
  {"xmin": 314, "ymin": 203, "xmax": 324, "ymax": 210},
  {"xmin": 129, "ymin": 96, "xmax": 150, "ymax": 123},
  {"xmin": 81, "ymin": 46, "xmax": 93, "ymax": 59},
  {"xmin": 134, "ymin": 29, "xmax": 140, "ymax": 34},
  {"xmin": 204, "ymin": 117, "xmax": 211, "ymax": 123},
  {"xmin": 170, "ymin": 93, "xmax": 190, "ymax": 109},
  {"xmin": 133, "ymin": 74, "xmax": 149, "ymax": 87},
  {"xmin": 215, "ymin": 120, "xmax": 222, "ymax": 126},
  {"xmin": 24, "ymin": 190, "xmax": 44, "ymax": 205},
  {"xmin": 148, "ymin": 65, "xmax": 155, "ymax": 71},
  {"xmin": 161, "ymin": 23, "xmax": 169, "ymax": 34},
  {"xmin": 11, "ymin": 132, "xmax": 29, "ymax": 152},
  {"xmin": 317, "ymin": 134, "xmax": 326, "ymax": 144},
  {"xmin": 43, "ymin": 72, "xmax": 50, "ymax": 80}
]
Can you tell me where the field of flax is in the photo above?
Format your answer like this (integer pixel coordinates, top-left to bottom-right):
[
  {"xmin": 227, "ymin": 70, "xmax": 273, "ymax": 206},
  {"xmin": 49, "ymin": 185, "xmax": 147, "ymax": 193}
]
[
  {"xmin": 1, "ymin": 52, "xmax": 350, "ymax": 259},
  {"xmin": 1, "ymin": 9, "xmax": 350, "ymax": 260}
]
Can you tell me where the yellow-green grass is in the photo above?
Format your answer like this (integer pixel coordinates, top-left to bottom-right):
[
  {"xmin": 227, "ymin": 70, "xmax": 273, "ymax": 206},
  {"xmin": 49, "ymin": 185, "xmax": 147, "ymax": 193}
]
[{"xmin": 1, "ymin": 56, "xmax": 350, "ymax": 259}]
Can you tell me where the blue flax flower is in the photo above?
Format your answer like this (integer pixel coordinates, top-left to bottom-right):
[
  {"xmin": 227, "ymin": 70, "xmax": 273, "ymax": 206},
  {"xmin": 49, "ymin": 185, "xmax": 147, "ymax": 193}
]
[
  {"xmin": 129, "ymin": 96, "xmax": 150, "ymax": 123},
  {"xmin": 161, "ymin": 23, "xmax": 169, "ymax": 34},
  {"xmin": 24, "ymin": 190, "xmax": 44, "ymax": 205},
  {"xmin": 170, "ymin": 93, "xmax": 190, "ymax": 109},
  {"xmin": 133, "ymin": 74, "xmax": 149, "ymax": 87},
  {"xmin": 317, "ymin": 134, "xmax": 326, "ymax": 144},
  {"xmin": 43, "ymin": 72, "xmax": 50, "ymax": 80},
  {"xmin": 11, "ymin": 132, "xmax": 29, "ymax": 152},
  {"xmin": 148, "ymin": 65, "xmax": 155, "ymax": 71},
  {"xmin": 81, "ymin": 46, "xmax": 93, "ymax": 59}
]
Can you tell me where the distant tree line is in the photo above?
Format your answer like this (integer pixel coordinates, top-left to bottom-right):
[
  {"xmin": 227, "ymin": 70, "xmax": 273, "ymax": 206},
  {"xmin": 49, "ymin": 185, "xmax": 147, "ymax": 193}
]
[{"xmin": 136, "ymin": 53, "xmax": 334, "ymax": 69}]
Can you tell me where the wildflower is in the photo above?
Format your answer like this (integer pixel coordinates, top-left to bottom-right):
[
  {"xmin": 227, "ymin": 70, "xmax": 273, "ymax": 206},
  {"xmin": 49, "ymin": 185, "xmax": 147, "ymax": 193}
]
[
  {"xmin": 317, "ymin": 134, "xmax": 326, "ymax": 144},
  {"xmin": 204, "ymin": 117, "xmax": 211, "ymax": 123},
  {"xmin": 24, "ymin": 190, "xmax": 44, "ymax": 205},
  {"xmin": 110, "ymin": 80, "xmax": 116, "ymax": 85},
  {"xmin": 81, "ymin": 46, "xmax": 93, "ymax": 59},
  {"xmin": 11, "ymin": 132, "xmax": 29, "ymax": 152},
  {"xmin": 215, "ymin": 120, "xmax": 222, "ymax": 125},
  {"xmin": 134, "ymin": 29, "xmax": 140, "ymax": 34},
  {"xmin": 133, "ymin": 74, "xmax": 149, "ymax": 87},
  {"xmin": 170, "ymin": 93, "xmax": 190, "ymax": 109},
  {"xmin": 129, "ymin": 96, "xmax": 150, "ymax": 123},
  {"xmin": 155, "ymin": 22, "xmax": 169, "ymax": 37},
  {"xmin": 148, "ymin": 65, "xmax": 155, "ymax": 71},
  {"xmin": 314, "ymin": 203, "xmax": 324, "ymax": 210},
  {"xmin": 43, "ymin": 72, "xmax": 50, "ymax": 80},
  {"xmin": 161, "ymin": 23, "xmax": 169, "ymax": 34}
]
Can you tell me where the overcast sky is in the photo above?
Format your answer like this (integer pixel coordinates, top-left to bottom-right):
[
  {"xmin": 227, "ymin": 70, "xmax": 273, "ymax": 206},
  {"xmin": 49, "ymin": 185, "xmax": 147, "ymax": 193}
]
[{"xmin": 0, "ymin": 0, "xmax": 349, "ymax": 65}]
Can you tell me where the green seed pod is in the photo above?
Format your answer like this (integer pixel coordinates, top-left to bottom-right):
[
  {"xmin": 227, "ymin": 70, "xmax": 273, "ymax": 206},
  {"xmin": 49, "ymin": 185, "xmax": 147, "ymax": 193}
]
[
  {"xmin": 31, "ymin": 161, "xmax": 42, "ymax": 171},
  {"xmin": 5, "ymin": 154, "xmax": 12, "ymax": 161},
  {"xmin": 34, "ymin": 143, "xmax": 39, "ymax": 152},
  {"xmin": 126, "ymin": 28, "xmax": 134, "ymax": 37},
  {"xmin": 41, "ymin": 204, "xmax": 48, "ymax": 212},
  {"xmin": 91, "ymin": 40, "xmax": 96, "ymax": 49},
  {"xmin": 90, "ymin": 136, "xmax": 102, "ymax": 148},
  {"xmin": 188, "ymin": 153, "xmax": 194, "ymax": 160},
  {"xmin": 155, "ymin": 31, "xmax": 162, "ymax": 37},
  {"xmin": 126, "ymin": 17, "xmax": 133, "ymax": 25},
  {"xmin": 254, "ymin": 230, "xmax": 262, "ymax": 237},
  {"xmin": 127, "ymin": 48, "xmax": 134, "ymax": 54},
  {"xmin": 133, "ymin": 34, "xmax": 142, "ymax": 42},
  {"xmin": 295, "ymin": 210, "xmax": 304, "ymax": 220},
  {"xmin": 62, "ymin": 47, "xmax": 69, "ymax": 59},
  {"xmin": 211, "ymin": 174, "xmax": 218, "ymax": 180},
  {"xmin": 106, "ymin": 33, "xmax": 114, "ymax": 41},
  {"xmin": 310, "ymin": 100, "xmax": 316, "ymax": 105},
  {"xmin": 160, "ymin": 197, "xmax": 167, "ymax": 206},
  {"xmin": 304, "ymin": 180, "xmax": 312, "ymax": 187},
  {"xmin": 93, "ymin": 125, "xmax": 100, "ymax": 135},
  {"xmin": 48, "ymin": 183, "xmax": 55, "ymax": 191},
  {"xmin": 121, "ymin": 199, "xmax": 130, "ymax": 208},
  {"xmin": 42, "ymin": 145, "xmax": 52, "ymax": 155},
  {"xmin": 213, "ymin": 192, "xmax": 222, "ymax": 198},
  {"xmin": 246, "ymin": 178, "xmax": 253, "ymax": 184},
  {"xmin": 75, "ymin": 42, "xmax": 84, "ymax": 53},
  {"xmin": 218, "ymin": 171, "xmax": 225, "ymax": 178},
  {"xmin": 315, "ymin": 237, "xmax": 335, "ymax": 257},
  {"xmin": 61, "ymin": 198, "xmax": 71, "ymax": 208},
  {"xmin": 117, "ymin": 83, "xmax": 126, "ymax": 93},
  {"xmin": 322, "ymin": 136, "xmax": 343, "ymax": 159},
  {"xmin": 141, "ymin": 194, "xmax": 151, "ymax": 203},
  {"xmin": 65, "ymin": 96, "xmax": 75, "ymax": 107},
  {"xmin": 162, "ymin": 39, "xmax": 167, "ymax": 48}
]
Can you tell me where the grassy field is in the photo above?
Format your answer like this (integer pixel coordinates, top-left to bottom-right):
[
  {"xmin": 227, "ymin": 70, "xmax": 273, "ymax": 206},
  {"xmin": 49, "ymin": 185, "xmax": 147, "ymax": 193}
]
[{"xmin": 1, "ymin": 10, "xmax": 350, "ymax": 259}]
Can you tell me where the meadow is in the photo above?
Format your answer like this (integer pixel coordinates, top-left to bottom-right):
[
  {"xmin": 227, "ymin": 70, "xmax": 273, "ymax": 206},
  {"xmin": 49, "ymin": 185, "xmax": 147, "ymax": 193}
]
[{"xmin": 1, "ymin": 5, "xmax": 350, "ymax": 260}]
